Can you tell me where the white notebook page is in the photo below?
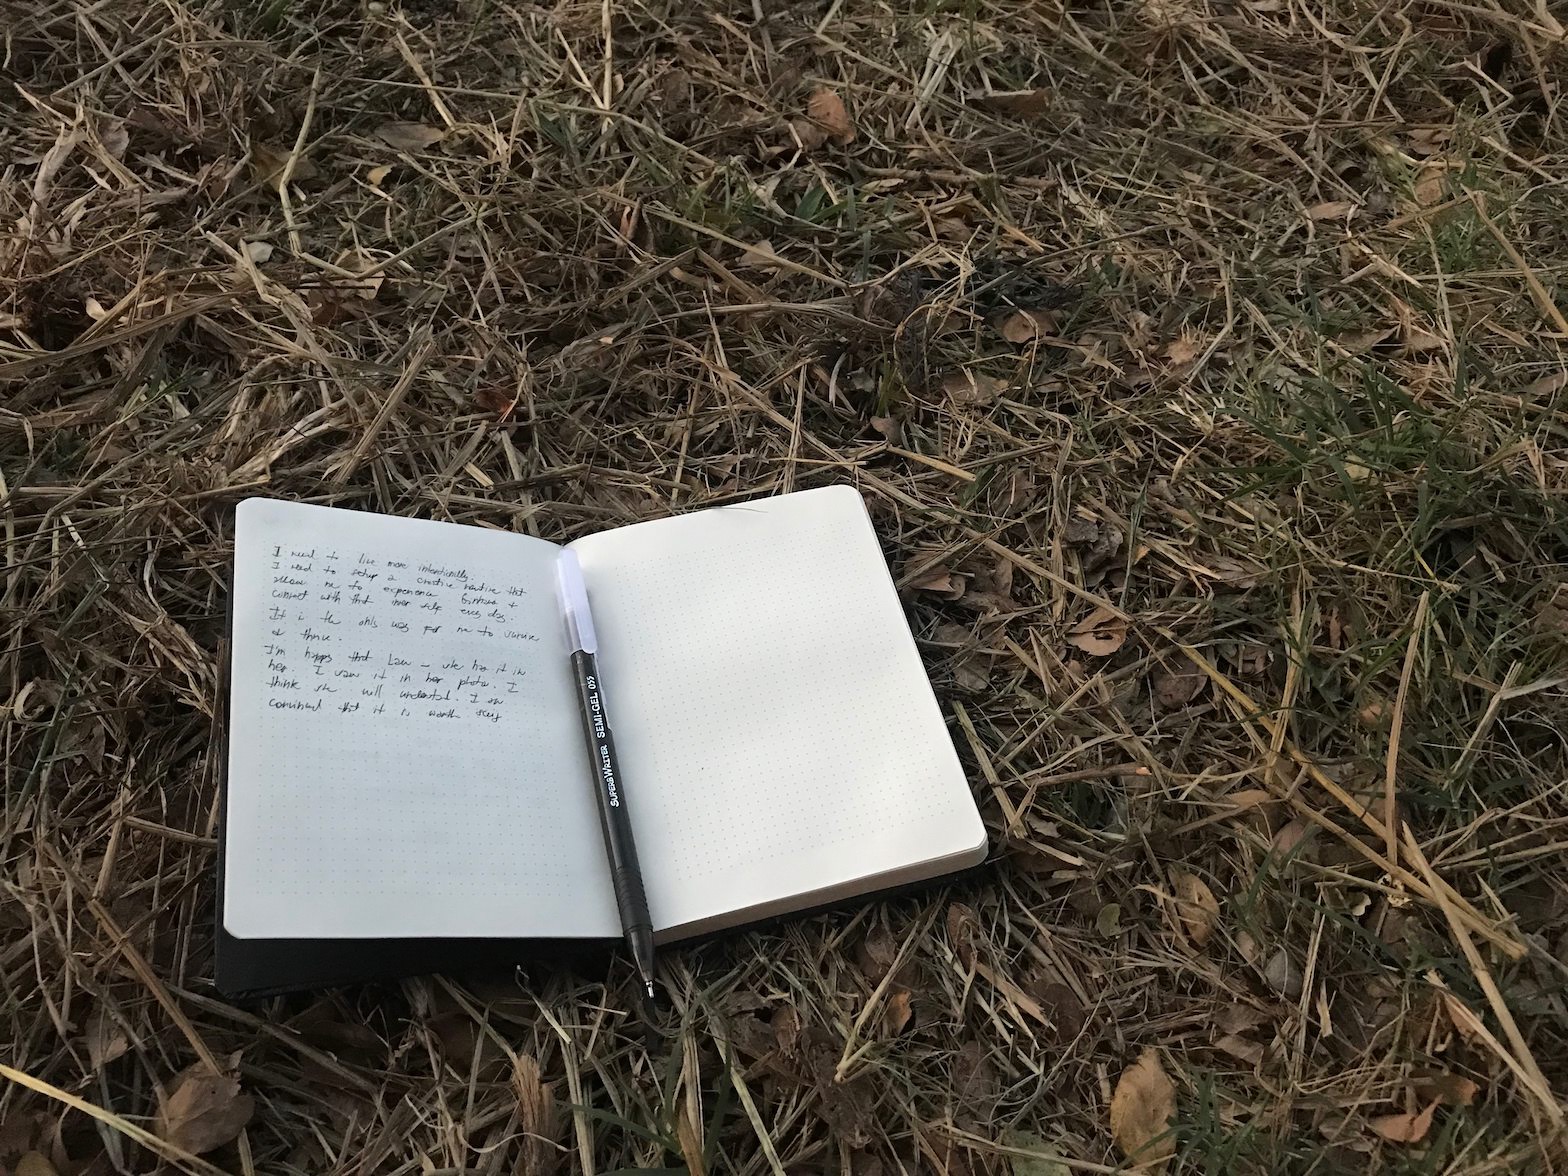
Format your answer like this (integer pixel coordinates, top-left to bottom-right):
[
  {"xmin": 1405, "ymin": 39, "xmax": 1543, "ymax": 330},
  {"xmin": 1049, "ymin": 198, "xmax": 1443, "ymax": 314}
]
[
  {"xmin": 225, "ymin": 500, "xmax": 618, "ymax": 939},
  {"xmin": 568, "ymin": 485, "xmax": 986, "ymax": 938}
]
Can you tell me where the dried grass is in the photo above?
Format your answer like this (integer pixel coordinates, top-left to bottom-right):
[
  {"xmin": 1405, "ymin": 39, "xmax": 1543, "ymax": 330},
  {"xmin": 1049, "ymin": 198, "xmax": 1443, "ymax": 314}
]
[{"xmin": 3, "ymin": 0, "xmax": 1568, "ymax": 1171}]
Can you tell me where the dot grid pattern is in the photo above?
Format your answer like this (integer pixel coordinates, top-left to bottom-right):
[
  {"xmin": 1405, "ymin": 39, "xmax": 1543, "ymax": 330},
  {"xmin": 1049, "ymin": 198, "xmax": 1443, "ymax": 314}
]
[{"xmin": 571, "ymin": 485, "xmax": 985, "ymax": 935}]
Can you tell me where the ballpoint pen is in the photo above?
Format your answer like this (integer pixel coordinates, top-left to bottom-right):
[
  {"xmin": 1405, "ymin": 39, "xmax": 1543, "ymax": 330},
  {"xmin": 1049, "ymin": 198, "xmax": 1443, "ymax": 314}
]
[{"xmin": 555, "ymin": 549, "xmax": 658, "ymax": 1022}]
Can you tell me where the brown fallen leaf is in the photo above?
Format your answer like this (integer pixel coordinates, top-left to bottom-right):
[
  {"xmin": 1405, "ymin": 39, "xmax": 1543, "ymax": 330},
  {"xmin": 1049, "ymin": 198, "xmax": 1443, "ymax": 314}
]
[
  {"xmin": 1172, "ymin": 872, "xmax": 1220, "ymax": 948},
  {"xmin": 1400, "ymin": 325, "xmax": 1446, "ymax": 354},
  {"xmin": 1414, "ymin": 1072, "xmax": 1479, "ymax": 1107},
  {"xmin": 1521, "ymin": 370, "xmax": 1567, "ymax": 399},
  {"xmin": 377, "ymin": 122, "xmax": 447, "ymax": 151},
  {"xmin": 474, "ymin": 384, "xmax": 518, "ymax": 419},
  {"xmin": 884, "ymin": 988, "xmax": 914, "ymax": 1035},
  {"xmin": 941, "ymin": 369, "xmax": 1008, "ymax": 406},
  {"xmin": 805, "ymin": 86, "xmax": 855, "ymax": 145},
  {"xmin": 1152, "ymin": 657, "xmax": 1206, "ymax": 709},
  {"xmin": 1414, "ymin": 163, "xmax": 1447, "ymax": 206},
  {"xmin": 739, "ymin": 238, "xmax": 787, "ymax": 271},
  {"xmin": 906, "ymin": 548, "xmax": 966, "ymax": 599},
  {"xmin": 1067, "ymin": 607, "xmax": 1127, "ymax": 656},
  {"xmin": 1306, "ymin": 200, "xmax": 1357, "ymax": 220},
  {"xmin": 1163, "ymin": 335, "xmax": 1201, "ymax": 366},
  {"xmin": 1200, "ymin": 553, "xmax": 1262, "ymax": 590},
  {"xmin": 947, "ymin": 901, "xmax": 982, "ymax": 969},
  {"xmin": 1214, "ymin": 1003, "xmax": 1271, "ymax": 1035},
  {"xmin": 1223, "ymin": 788, "xmax": 1275, "ymax": 812},
  {"xmin": 998, "ymin": 309, "xmax": 1057, "ymax": 343},
  {"xmin": 1109, "ymin": 1049, "xmax": 1176, "ymax": 1170},
  {"xmin": 157, "ymin": 1060, "xmax": 255, "ymax": 1154},
  {"xmin": 868, "ymin": 415, "xmax": 903, "ymax": 444},
  {"xmin": 969, "ymin": 88, "xmax": 1051, "ymax": 118},
  {"xmin": 1214, "ymin": 1033, "xmax": 1265, "ymax": 1066},
  {"xmin": 1369, "ymin": 1101, "xmax": 1437, "ymax": 1144},
  {"xmin": 249, "ymin": 142, "xmax": 317, "ymax": 188},
  {"xmin": 772, "ymin": 1003, "xmax": 802, "ymax": 1057},
  {"xmin": 85, "ymin": 1004, "xmax": 130, "ymax": 1070},
  {"xmin": 1262, "ymin": 946, "xmax": 1303, "ymax": 999}
]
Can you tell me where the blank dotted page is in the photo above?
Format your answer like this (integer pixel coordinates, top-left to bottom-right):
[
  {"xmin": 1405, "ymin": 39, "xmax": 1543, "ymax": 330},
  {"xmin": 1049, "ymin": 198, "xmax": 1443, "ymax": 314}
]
[
  {"xmin": 226, "ymin": 499, "xmax": 618, "ymax": 940},
  {"xmin": 568, "ymin": 485, "xmax": 986, "ymax": 937}
]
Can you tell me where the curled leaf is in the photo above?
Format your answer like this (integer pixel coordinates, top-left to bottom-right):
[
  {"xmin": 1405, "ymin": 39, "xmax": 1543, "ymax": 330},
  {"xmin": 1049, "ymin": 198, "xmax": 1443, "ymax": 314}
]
[
  {"xmin": 1109, "ymin": 1049, "xmax": 1176, "ymax": 1169},
  {"xmin": 377, "ymin": 122, "xmax": 447, "ymax": 151},
  {"xmin": 1067, "ymin": 607, "xmax": 1127, "ymax": 656},
  {"xmin": 1172, "ymin": 872, "xmax": 1220, "ymax": 948},
  {"xmin": 998, "ymin": 309, "xmax": 1057, "ymax": 343},
  {"xmin": 156, "ymin": 1062, "xmax": 255, "ymax": 1154},
  {"xmin": 805, "ymin": 87, "xmax": 855, "ymax": 145},
  {"xmin": 1369, "ymin": 1102, "xmax": 1437, "ymax": 1144}
]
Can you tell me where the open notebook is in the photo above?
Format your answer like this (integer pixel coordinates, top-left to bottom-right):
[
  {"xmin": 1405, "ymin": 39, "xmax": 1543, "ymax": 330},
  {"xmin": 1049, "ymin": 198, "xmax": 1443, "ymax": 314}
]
[{"xmin": 217, "ymin": 486, "xmax": 987, "ymax": 996}]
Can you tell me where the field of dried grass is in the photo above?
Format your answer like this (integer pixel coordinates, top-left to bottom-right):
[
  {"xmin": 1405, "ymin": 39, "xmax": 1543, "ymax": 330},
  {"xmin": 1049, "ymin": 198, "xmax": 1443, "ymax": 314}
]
[{"xmin": 4, "ymin": 0, "xmax": 1568, "ymax": 1172}]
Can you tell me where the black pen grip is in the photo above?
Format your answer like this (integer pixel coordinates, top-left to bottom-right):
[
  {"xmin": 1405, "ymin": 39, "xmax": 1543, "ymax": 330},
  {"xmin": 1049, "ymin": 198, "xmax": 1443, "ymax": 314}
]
[{"xmin": 570, "ymin": 650, "xmax": 651, "ymax": 932}]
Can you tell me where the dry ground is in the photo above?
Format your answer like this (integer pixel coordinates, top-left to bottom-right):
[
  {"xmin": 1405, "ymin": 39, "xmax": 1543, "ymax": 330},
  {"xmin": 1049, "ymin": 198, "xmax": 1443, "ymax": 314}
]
[{"xmin": 4, "ymin": 0, "xmax": 1568, "ymax": 1172}]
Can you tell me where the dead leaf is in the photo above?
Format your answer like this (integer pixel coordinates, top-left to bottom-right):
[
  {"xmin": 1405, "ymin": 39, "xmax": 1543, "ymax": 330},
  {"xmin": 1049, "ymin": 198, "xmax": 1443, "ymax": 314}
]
[
  {"xmin": 884, "ymin": 988, "xmax": 914, "ymax": 1035},
  {"xmin": 999, "ymin": 309, "xmax": 1057, "ymax": 343},
  {"xmin": 739, "ymin": 238, "xmax": 786, "ymax": 271},
  {"xmin": 1414, "ymin": 1072, "xmax": 1479, "ymax": 1107},
  {"xmin": 1214, "ymin": 1003, "xmax": 1270, "ymax": 1035},
  {"xmin": 1001, "ymin": 1130, "xmax": 1071, "ymax": 1176},
  {"xmin": 367, "ymin": 164, "xmax": 393, "ymax": 187},
  {"xmin": 1200, "ymin": 553, "xmax": 1262, "ymax": 590},
  {"xmin": 1521, "ymin": 370, "xmax": 1567, "ymax": 399},
  {"xmin": 1162, "ymin": 335, "xmax": 1201, "ymax": 366},
  {"xmin": 1153, "ymin": 657, "xmax": 1206, "ymax": 710},
  {"xmin": 1067, "ymin": 607, "xmax": 1127, "ymax": 656},
  {"xmin": 99, "ymin": 120, "xmax": 129, "ymax": 160},
  {"xmin": 1272, "ymin": 818, "xmax": 1311, "ymax": 857},
  {"xmin": 1172, "ymin": 872, "xmax": 1220, "ymax": 948},
  {"xmin": 86, "ymin": 1005, "xmax": 130, "ymax": 1070},
  {"xmin": 1223, "ymin": 789, "xmax": 1274, "ymax": 812},
  {"xmin": 1369, "ymin": 1101, "xmax": 1437, "ymax": 1144},
  {"xmin": 869, "ymin": 415, "xmax": 902, "ymax": 444},
  {"xmin": 1214, "ymin": 1033, "xmax": 1265, "ymax": 1065},
  {"xmin": 1307, "ymin": 200, "xmax": 1358, "ymax": 220},
  {"xmin": 249, "ymin": 143, "xmax": 317, "ymax": 188},
  {"xmin": 1109, "ymin": 1049, "xmax": 1177, "ymax": 1169},
  {"xmin": 941, "ymin": 369, "xmax": 1008, "ymax": 406},
  {"xmin": 805, "ymin": 87, "xmax": 855, "ymax": 145},
  {"xmin": 376, "ymin": 122, "xmax": 447, "ymax": 151},
  {"xmin": 1440, "ymin": 992, "xmax": 1488, "ymax": 1043},
  {"xmin": 970, "ymin": 89, "xmax": 1051, "ymax": 118},
  {"xmin": 331, "ymin": 249, "xmax": 384, "ymax": 301},
  {"xmin": 906, "ymin": 548, "xmax": 966, "ymax": 599},
  {"xmin": 475, "ymin": 384, "xmax": 518, "ymax": 418},
  {"xmin": 1095, "ymin": 902, "xmax": 1122, "ymax": 939},
  {"xmin": 157, "ymin": 1061, "xmax": 255, "ymax": 1154},
  {"xmin": 772, "ymin": 1004, "xmax": 802, "ymax": 1056},
  {"xmin": 1414, "ymin": 164, "xmax": 1447, "ymax": 206},
  {"xmin": 1340, "ymin": 326, "xmax": 1394, "ymax": 354},
  {"xmin": 947, "ymin": 902, "xmax": 982, "ymax": 968},
  {"xmin": 1406, "ymin": 126, "xmax": 1450, "ymax": 156},
  {"xmin": 1263, "ymin": 946, "xmax": 1303, "ymax": 999},
  {"xmin": 1400, "ymin": 325, "xmax": 1445, "ymax": 354}
]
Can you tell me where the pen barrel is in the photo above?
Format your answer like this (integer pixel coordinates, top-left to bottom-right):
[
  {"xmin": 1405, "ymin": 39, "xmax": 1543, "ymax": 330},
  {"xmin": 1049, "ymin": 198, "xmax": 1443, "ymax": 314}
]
[{"xmin": 570, "ymin": 650, "xmax": 653, "ymax": 935}]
